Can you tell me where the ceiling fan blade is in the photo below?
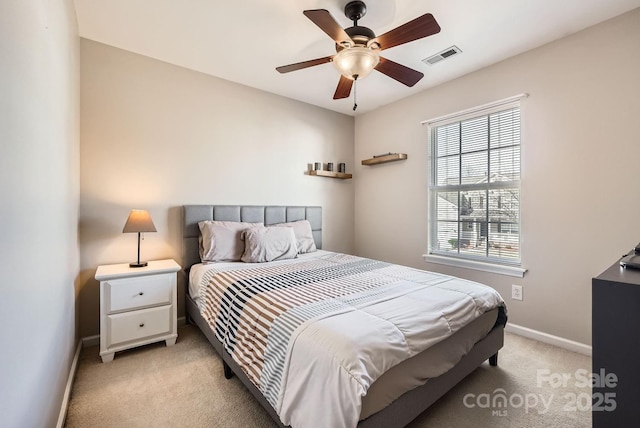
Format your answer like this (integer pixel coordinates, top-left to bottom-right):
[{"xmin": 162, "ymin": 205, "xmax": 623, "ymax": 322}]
[
  {"xmin": 303, "ymin": 9, "xmax": 353, "ymax": 45},
  {"xmin": 375, "ymin": 13, "xmax": 441, "ymax": 51},
  {"xmin": 276, "ymin": 56, "xmax": 333, "ymax": 74},
  {"xmin": 333, "ymin": 75, "xmax": 353, "ymax": 99},
  {"xmin": 375, "ymin": 57, "xmax": 424, "ymax": 87}
]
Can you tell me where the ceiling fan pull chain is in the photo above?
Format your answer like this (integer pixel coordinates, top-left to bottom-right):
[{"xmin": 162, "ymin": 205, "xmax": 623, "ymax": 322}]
[{"xmin": 353, "ymin": 76, "xmax": 358, "ymax": 111}]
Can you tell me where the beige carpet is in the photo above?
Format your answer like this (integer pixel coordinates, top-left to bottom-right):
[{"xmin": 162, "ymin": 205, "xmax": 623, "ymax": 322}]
[{"xmin": 65, "ymin": 325, "xmax": 591, "ymax": 427}]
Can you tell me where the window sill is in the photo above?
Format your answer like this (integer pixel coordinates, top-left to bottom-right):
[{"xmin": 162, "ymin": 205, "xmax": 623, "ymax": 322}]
[{"xmin": 422, "ymin": 254, "xmax": 527, "ymax": 278}]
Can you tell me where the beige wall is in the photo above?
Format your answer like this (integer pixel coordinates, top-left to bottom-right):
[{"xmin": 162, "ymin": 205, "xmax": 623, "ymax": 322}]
[
  {"xmin": 79, "ymin": 40, "xmax": 355, "ymax": 337},
  {"xmin": 354, "ymin": 8, "xmax": 640, "ymax": 346},
  {"xmin": 0, "ymin": 1, "xmax": 80, "ymax": 426}
]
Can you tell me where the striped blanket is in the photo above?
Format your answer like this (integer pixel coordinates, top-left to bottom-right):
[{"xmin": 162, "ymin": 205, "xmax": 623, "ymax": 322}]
[{"xmin": 194, "ymin": 251, "xmax": 505, "ymax": 428}]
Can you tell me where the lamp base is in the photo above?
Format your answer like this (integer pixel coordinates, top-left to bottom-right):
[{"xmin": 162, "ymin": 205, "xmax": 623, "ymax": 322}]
[{"xmin": 129, "ymin": 261, "xmax": 148, "ymax": 268}]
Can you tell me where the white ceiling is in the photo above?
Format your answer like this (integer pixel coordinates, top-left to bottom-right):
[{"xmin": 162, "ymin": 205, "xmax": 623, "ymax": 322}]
[{"xmin": 73, "ymin": 0, "xmax": 640, "ymax": 116}]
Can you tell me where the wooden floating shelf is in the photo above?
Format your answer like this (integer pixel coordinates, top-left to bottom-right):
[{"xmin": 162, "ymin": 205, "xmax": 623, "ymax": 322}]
[
  {"xmin": 309, "ymin": 170, "xmax": 352, "ymax": 179},
  {"xmin": 361, "ymin": 153, "xmax": 408, "ymax": 166}
]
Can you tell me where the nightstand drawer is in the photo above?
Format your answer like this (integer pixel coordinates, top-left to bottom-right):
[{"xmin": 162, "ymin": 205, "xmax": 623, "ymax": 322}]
[
  {"xmin": 107, "ymin": 274, "xmax": 173, "ymax": 313},
  {"xmin": 108, "ymin": 305, "xmax": 171, "ymax": 347}
]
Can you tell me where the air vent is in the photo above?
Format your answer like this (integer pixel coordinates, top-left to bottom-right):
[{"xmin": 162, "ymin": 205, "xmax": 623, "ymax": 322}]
[{"xmin": 422, "ymin": 46, "xmax": 462, "ymax": 65}]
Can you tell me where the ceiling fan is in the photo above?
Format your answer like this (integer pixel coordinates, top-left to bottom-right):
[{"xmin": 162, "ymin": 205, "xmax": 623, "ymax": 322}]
[{"xmin": 276, "ymin": 1, "xmax": 441, "ymax": 109}]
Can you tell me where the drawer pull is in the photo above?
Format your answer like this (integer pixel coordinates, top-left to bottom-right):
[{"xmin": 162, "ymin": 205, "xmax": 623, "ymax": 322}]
[
  {"xmin": 138, "ymin": 292, "xmax": 144, "ymax": 296},
  {"xmin": 139, "ymin": 323, "xmax": 145, "ymax": 328}
]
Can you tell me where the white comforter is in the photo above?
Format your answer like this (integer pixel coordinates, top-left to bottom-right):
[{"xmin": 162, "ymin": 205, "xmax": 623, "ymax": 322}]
[{"xmin": 191, "ymin": 251, "xmax": 505, "ymax": 428}]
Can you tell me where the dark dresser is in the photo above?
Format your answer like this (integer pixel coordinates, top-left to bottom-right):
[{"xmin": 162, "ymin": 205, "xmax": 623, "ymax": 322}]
[{"xmin": 592, "ymin": 258, "xmax": 640, "ymax": 426}]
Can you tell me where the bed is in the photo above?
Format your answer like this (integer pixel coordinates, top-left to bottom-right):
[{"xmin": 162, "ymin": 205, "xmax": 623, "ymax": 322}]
[{"xmin": 182, "ymin": 204, "xmax": 506, "ymax": 428}]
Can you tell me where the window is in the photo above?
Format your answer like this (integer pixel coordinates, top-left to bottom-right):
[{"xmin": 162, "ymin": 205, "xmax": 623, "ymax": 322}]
[{"xmin": 427, "ymin": 99, "xmax": 522, "ymax": 267}]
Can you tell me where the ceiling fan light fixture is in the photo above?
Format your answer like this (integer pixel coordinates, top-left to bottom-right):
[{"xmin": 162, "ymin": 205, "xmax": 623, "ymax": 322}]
[{"xmin": 333, "ymin": 46, "xmax": 380, "ymax": 80}]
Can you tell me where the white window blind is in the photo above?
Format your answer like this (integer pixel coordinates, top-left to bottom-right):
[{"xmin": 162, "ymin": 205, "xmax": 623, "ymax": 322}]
[{"xmin": 428, "ymin": 102, "xmax": 521, "ymax": 266}]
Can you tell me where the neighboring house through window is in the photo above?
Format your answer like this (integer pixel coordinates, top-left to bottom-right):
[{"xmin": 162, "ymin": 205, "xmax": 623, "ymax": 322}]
[{"xmin": 426, "ymin": 96, "xmax": 524, "ymax": 269}]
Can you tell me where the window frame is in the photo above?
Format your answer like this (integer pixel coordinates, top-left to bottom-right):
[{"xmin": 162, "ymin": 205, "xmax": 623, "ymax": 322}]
[{"xmin": 423, "ymin": 95, "xmax": 527, "ymax": 277}]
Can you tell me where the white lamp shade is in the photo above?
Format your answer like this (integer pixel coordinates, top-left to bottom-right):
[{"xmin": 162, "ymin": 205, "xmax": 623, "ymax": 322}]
[
  {"xmin": 333, "ymin": 47, "xmax": 380, "ymax": 80},
  {"xmin": 122, "ymin": 210, "xmax": 157, "ymax": 233}
]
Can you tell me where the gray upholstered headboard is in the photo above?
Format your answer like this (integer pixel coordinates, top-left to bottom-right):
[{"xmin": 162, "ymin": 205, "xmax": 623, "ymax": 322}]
[{"xmin": 182, "ymin": 205, "xmax": 322, "ymax": 270}]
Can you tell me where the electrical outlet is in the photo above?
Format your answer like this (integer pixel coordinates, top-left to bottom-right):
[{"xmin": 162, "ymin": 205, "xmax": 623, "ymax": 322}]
[
  {"xmin": 512, "ymin": 284, "xmax": 523, "ymax": 301},
  {"xmin": 512, "ymin": 285, "xmax": 523, "ymax": 300}
]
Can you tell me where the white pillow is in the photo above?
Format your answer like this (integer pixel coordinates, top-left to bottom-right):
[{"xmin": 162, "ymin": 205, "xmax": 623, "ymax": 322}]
[
  {"xmin": 198, "ymin": 221, "xmax": 263, "ymax": 262},
  {"xmin": 273, "ymin": 220, "xmax": 317, "ymax": 254},
  {"xmin": 241, "ymin": 227, "xmax": 298, "ymax": 263}
]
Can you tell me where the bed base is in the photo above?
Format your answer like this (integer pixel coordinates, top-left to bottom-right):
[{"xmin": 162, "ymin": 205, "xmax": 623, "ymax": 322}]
[{"xmin": 186, "ymin": 292, "xmax": 503, "ymax": 428}]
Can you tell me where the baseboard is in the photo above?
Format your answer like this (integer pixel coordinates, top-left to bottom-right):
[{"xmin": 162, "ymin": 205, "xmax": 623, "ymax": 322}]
[
  {"xmin": 82, "ymin": 334, "xmax": 100, "ymax": 348},
  {"xmin": 56, "ymin": 339, "xmax": 83, "ymax": 428},
  {"xmin": 505, "ymin": 323, "xmax": 592, "ymax": 356}
]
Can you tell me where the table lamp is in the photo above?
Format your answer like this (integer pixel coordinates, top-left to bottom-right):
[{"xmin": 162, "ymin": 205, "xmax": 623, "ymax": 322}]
[{"xmin": 122, "ymin": 209, "xmax": 157, "ymax": 267}]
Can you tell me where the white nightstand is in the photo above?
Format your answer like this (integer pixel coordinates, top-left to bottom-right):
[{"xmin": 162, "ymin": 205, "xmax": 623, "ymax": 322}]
[{"xmin": 95, "ymin": 259, "xmax": 181, "ymax": 363}]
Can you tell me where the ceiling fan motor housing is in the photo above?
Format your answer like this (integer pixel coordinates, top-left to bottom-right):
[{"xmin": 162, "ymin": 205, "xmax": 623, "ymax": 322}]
[
  {"xmin": 343, "ymin": 1, "xmax": 374, "ymax": 46},
  {"xmin": 345, "ymin": 25, "xmax": 375, "ymax": 43}
]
